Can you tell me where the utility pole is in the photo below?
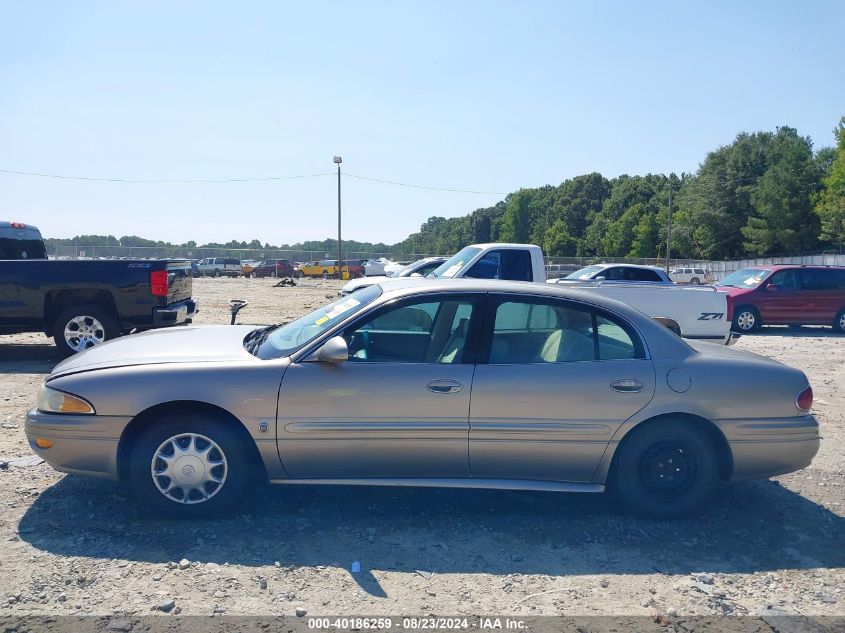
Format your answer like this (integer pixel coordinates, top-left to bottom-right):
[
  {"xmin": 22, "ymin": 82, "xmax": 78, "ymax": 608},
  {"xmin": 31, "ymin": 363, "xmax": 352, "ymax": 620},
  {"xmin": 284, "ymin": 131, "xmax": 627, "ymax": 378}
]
[
  {"xmin": 665, "ymin": 186, "xmax": 673, "ymax": 274},
  {"xmin": 333, "ymin": 156, "xmax": 342, "ymax": 279}
]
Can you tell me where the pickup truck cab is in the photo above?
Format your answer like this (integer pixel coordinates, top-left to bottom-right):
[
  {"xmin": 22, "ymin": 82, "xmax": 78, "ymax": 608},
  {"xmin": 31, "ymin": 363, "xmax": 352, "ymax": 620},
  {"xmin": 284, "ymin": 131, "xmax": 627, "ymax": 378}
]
[
  {"xmin": 364, "ymin": 243, "xmax": 733, "ymax": 344},
  {"xmin": 1, "ymin": 222, "xmax": 198, "ymax": 355},
  {"xmin": 716, "ymin": 265, "xmax": 845, "ymax": 333}
]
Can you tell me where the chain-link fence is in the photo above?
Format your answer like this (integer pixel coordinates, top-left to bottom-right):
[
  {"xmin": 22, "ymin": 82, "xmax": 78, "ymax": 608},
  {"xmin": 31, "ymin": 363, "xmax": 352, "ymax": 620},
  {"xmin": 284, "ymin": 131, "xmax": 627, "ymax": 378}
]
[{"xmin": 47, "ymin": 245, "xmax": 433, "ymax": 263}]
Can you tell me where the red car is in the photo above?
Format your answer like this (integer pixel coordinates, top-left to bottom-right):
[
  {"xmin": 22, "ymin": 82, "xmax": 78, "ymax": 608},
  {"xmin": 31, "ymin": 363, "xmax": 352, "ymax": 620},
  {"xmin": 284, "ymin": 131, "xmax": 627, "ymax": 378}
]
[
  {"xmin": 250, "ymin": 259, "xmax": 295, "ymax": 278},
  {"xmin": 716, "ymin": 265, "xmax": 845, "ymax": 333}
]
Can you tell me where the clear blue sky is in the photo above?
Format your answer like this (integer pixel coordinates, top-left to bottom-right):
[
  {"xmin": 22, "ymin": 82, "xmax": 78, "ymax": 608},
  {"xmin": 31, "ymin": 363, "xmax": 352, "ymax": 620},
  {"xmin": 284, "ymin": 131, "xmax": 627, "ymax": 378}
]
[{"xmin": 1, "ymin": 1, "xmax": 843, "ymax": 246}]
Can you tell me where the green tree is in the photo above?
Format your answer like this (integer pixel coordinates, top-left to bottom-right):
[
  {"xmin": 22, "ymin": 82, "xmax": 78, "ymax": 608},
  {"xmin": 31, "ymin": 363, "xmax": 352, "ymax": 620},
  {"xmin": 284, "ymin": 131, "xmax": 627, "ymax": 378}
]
[
  {"xmin": 742, "ymin": 127, "xmax": 821, "ymax": 255},
  {"xmin": 815, "ymin": 117, "xmax": 845, "ymax": 245}
]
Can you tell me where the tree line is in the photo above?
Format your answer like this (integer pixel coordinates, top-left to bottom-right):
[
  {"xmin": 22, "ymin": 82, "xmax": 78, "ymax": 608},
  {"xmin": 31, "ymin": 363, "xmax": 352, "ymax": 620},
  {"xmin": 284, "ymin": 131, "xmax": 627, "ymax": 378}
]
[
  {"xmin": 45, "ymin": 118, "xmax": 845, "ymax": 261},
  {"xmin": 397, "ymin": 118, "xmax": 845, "ymax": 260}
]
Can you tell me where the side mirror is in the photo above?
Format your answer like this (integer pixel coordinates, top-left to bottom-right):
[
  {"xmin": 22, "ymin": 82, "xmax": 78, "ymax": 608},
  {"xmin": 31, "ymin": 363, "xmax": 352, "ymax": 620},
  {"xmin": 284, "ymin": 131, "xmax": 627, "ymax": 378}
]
[
  {"xmin": 313, "ymin": 336, "xmax": 349, "ymax": 363},
  {"xmin": 765, "ymin": 283, "xmax": 778, "ymax": 292},
  {"xmin": 595, "ymin": 275, "xmax": 606, "ymax": 281}
]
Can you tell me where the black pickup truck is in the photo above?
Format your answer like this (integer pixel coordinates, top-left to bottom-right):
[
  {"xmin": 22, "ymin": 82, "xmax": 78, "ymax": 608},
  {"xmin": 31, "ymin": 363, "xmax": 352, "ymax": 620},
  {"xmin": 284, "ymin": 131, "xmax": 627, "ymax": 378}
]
[{"xmin": 1, "ymin": 221, "xmax": 198, "ymax": 356}]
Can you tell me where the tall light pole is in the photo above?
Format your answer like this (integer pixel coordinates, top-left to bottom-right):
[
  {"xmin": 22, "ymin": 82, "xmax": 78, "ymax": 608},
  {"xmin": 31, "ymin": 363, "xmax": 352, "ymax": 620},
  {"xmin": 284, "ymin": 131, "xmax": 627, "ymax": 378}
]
[
  {"xmin": 665, "ymin": 185, "xmax": 673, "ymax": 274},
  {"xmin": 333, "ymin": 156, "xmax": 342, "ymax": 279}
]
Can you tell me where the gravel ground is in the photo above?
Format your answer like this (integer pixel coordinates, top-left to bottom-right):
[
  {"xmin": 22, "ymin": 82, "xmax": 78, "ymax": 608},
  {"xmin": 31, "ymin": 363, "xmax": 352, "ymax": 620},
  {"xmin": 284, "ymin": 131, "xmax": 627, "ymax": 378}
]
[{"xmin": 0, "ymin": 277, "xmax": 843, "ymax": 621}]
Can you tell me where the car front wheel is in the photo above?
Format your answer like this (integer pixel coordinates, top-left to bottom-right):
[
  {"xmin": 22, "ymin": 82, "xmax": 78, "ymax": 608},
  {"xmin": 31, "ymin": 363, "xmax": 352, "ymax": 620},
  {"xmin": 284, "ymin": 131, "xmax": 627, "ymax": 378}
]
[
  {"xmin": 610, "ymin": 419, "xmax": 719, "ymax": 519},
  {"xmin": 129, "ymin": 412, "xmax": 254, "ymax": 517},
  {"xmin": 732, "ymin": 306, "xmax": 759, "ymax": 332}
]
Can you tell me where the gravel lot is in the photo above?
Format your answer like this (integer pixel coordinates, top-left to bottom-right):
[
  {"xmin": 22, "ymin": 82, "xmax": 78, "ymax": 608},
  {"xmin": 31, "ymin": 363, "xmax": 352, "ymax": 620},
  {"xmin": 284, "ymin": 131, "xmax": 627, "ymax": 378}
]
[{"xmin": 1, "ymin": 277, "xmax": 843, "ymax": 621}]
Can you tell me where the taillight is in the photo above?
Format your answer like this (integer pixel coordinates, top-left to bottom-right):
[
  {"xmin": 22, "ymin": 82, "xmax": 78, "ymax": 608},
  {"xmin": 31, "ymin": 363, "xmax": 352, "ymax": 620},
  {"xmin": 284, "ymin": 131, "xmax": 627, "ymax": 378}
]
[
  {"xmin": 796, "ymin": 386, "xmax": 813, "ymax": 412},
  {"xmin": 150, "ymin": 270, "xmax": 169, "ymax": 297}
]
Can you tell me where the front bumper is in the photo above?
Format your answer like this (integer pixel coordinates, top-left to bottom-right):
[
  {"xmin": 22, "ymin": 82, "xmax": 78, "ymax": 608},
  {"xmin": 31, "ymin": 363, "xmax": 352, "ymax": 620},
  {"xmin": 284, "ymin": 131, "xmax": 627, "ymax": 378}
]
[
  {"xmin": 153, "ymin": 298, "xmax": 199, "ymax": 327},
  {"xmin": 24, "ymin": 407, "xmax": 129, "ymax": 479},
  {"xmin": 718, "ymin": 414, "xmax": 820, "ymax": 480}
]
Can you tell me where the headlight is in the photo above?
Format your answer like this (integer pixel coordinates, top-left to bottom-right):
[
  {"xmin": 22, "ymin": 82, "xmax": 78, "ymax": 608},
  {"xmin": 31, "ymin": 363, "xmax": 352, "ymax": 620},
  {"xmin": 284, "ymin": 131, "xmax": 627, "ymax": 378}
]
[{"xmin": 37, "ymin": 384, "xmax": 95, "ymax": 415}]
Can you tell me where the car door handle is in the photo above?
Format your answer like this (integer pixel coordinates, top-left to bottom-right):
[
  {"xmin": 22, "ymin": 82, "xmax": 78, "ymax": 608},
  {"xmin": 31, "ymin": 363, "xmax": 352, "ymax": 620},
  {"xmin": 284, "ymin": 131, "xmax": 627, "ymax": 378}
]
[
  {"xmin": 610, "ymin": 379, "xmax": 643, "ymax": 393},
  {"xmin": 427, "ymin": 380, "xmax": 463, "ymax": 394}
]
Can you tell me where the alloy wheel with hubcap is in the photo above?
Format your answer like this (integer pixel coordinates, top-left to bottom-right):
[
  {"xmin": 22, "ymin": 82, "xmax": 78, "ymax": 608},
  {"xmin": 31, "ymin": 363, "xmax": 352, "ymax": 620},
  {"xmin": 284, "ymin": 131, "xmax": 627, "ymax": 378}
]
[
  {"xmin": 130, "ymin": 413, "xmax": 254, "ymax": 517},
  {"xmin": 836, "ymin": 310, "xmax": 845, "ymax": 333},
  {"xmin": 64, "ymin": 315, "xmax": 106, "ymax": 352},
  {"xmin": 734, "ymin": 309, "xmax": 757, "ymax": 332},
  {"xmin": 151, "ymin": 433, "xmax": 227, "ymax": 504}
]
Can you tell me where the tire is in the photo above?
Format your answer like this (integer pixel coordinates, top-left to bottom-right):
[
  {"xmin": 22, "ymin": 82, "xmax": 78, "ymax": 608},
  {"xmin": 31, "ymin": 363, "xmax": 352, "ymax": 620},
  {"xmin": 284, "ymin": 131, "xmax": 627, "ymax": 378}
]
[
  {"xmin": 214, "ymin": 270, "xmax": 221, "ymax": 278},
  {"xmin": 270, "ymin": 270, "xmax": 277, "ymax": 278},
  {"xmin": 690, "ymin": 277, "xmax": 700, "ymax": 285},
  {"xmin": 610, "ymin": 419, "xmax": 719, "ymax": 519},
  {"xmin": 129, "ymin": 412, "xmax": 255, "ymax": 518},
  {"xmin": 53, "ymin": 305, "xmax": 120, "ymax": 357},
  {"xmin": 732, "ymin": 306, "xmax": 760, "ymax": 333},
  {"xmin": 834, "ymin": 309, "xmax": 845, "ymax": 334}
]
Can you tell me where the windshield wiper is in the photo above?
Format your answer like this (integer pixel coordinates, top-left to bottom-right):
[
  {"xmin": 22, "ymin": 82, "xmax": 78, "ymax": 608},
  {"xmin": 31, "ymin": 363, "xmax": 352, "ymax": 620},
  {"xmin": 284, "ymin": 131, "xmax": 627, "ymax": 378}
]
[{"xmin": 244, "ymin": 323, "xmax": 285, "ymax": 355}]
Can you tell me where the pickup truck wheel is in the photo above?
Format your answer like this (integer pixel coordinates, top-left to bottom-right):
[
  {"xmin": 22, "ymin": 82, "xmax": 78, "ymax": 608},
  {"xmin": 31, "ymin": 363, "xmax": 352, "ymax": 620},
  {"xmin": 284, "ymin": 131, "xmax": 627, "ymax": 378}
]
[
  {"xmin": 834, "ymin": 309, "xmax": 845, "ymax": 333},
  {"xmin": 610, "ymin": 419, "xmax": 719, "ymax": 519},
  {"xmin": 53, "ymin": 305, "xmax": 119, "ymax": 357},
  {"xmin": 732, "ymin": 306, "xmax": 759, "ymax": 332},
  {"xmin": 129, "ymin": 413, "xmax": 253, "ymax": 517}
]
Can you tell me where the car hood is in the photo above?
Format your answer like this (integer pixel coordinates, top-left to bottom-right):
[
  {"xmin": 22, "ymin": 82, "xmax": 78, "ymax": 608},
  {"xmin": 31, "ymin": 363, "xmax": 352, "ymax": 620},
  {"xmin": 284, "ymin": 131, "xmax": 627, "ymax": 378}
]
[
  {"xmin": 50, "ymin": 325, "xmax": 258, "ymax": 378},
  {"xmin": 713, "ymin": 284, "xmax": 753, "ymax": 297},
  {"xmin": 341, "ymin": 277, "xmax": 383, "ymax": 293}
]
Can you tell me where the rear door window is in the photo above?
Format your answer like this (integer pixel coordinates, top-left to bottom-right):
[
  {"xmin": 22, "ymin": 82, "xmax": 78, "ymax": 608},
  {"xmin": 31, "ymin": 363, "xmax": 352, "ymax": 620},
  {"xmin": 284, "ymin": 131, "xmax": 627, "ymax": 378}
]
[{"xmin": 801, "ymin": 268, "xmax": 836, "ymax": 291}]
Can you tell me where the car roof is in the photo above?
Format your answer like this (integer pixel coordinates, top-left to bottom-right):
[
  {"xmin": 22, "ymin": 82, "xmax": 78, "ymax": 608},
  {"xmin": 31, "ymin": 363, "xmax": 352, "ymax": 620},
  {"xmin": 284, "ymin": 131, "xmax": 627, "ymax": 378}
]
[
  {"xmin": 0, "ymin": 221, "xmax": 41, "ymax": 231},
  {"xmin": 592, "ymin": 263, "xmax": 665, "ymax": 271},
  {"xmin": 742, "ymin": 265, "xmax": 845, "ymax": 271},
  {"xmin": 375, "ymin": 277, "xmax": 645, "ymax": 311}
]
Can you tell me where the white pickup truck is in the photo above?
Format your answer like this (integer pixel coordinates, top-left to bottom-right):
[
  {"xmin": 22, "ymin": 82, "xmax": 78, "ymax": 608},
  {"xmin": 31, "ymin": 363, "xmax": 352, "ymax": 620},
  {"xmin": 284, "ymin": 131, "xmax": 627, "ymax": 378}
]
[{"xmin": 389, "ymin": 243, "xmax": 734, "ymax": 344}]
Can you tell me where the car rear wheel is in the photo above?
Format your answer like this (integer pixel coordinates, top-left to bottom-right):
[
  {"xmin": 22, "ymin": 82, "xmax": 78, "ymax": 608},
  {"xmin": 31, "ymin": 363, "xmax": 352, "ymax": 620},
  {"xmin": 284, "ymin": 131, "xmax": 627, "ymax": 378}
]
[
  {"xmin": 689, "ymin": 277, "xmax": 700, "ymax": 285},
  {"xmin": 834, "ymin": 309, "xmax": 845, "ymax": 334},
  {"xmin": 129, "ymin": 412, "xmax": 255, "ymax": 518},
  {"xmin": 53, "ymin": 305, "xmax": 119, "ymax": 357},
  {"xmin": 610, "ymin": 419, "xmax": 719, "ymax": 519},
  {"xmin": 732, "ymin": 306, "xmax": 759, "ymax": 332}
]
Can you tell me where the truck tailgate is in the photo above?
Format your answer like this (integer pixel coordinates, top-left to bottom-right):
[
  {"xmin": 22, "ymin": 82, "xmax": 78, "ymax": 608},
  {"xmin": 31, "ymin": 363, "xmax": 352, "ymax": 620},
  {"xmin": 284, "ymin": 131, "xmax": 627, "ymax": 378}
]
[{"xmin": 165, "ymin": 260, "xmax": 192, "ymax": 304}]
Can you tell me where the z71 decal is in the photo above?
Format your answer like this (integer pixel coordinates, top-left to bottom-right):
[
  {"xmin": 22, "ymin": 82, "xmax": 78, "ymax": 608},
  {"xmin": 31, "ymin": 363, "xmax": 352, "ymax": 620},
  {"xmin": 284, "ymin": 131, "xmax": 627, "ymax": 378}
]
[{"xmin": 698, "ymin": 312, "xmax": 725, "ymax": 321}]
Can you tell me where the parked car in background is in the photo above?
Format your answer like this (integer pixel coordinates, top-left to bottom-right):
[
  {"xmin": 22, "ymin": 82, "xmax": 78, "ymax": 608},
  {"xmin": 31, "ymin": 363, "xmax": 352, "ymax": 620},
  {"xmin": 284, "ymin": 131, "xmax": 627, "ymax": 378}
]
[
  {"xmin": 1, "ymin": 221, "xmax": 198, "ymax": 356},
  {"xmin": 299, "ymin": 259, "xmax": 362, "ymax": 279},
  {"xmin": 250, "ymin": 259, "xmax": 295, "ymax": 278},
  {"xmin": 363, "ymin": 258, "xmax": 389, "ymax": 276},
  {"xmin": 716, "ymin": 265, "xmax": 845, "ymax": 333},
  {"xmin": 341, "ymin": 256, "xmax": 447, "ymax": 295},
  {"xmin": 26, "ymin": 278, "xmax": 818, "ymax": 519},
  {"xmin": 670, "ymin": 267, "xmax": 712, "ymax": 285},
  {"xmin": 559, "ymin": 263, "xmax": 673, "ymax": 284},
  {"xmin": 544, "ymin": 263, "xmax": 581, "ymax": 280},
  {"xmin": 241, "ymin": 260, "xmax": 258, "ymax": 276},
  {"xmin": 198, "ymin": 257, "xmax": 242, "ymax": 277}
]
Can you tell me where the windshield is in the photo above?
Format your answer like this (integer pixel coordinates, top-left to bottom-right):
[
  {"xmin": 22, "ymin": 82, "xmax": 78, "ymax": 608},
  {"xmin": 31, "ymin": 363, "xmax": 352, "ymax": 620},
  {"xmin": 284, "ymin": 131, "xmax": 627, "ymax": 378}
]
[
  {"xmin": 254, "ymin": 285, "xmax": 382, "ymax": 359},
  {"xmin": 565, "ymin": 265, "xmax": 605, "ymax": 280},
  {"xmin": 427, "ymin": 246, "xmax": 481, "ymax": 278},
  {"xmin": 717, "ymin": 268, "xmax": 770, "ymax": 288}
]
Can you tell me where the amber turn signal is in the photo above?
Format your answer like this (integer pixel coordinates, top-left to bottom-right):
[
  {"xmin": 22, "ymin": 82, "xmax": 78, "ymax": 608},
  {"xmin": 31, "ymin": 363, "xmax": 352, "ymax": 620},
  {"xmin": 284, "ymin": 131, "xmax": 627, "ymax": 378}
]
[{"xmin": 35, "ymin": 438, "xmax": 53, "ymax": 449}]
